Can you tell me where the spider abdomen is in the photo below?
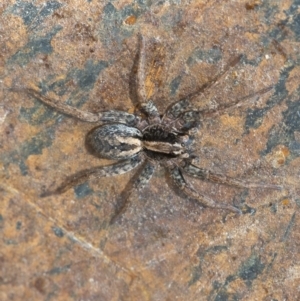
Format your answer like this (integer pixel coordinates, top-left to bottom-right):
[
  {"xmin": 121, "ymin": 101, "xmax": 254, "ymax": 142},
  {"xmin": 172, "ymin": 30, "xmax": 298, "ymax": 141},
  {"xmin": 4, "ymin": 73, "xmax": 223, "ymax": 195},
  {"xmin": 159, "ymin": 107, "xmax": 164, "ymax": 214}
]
[{"xmin": 88, "ymin": 124, "xmax": 143, "ymax": 160}]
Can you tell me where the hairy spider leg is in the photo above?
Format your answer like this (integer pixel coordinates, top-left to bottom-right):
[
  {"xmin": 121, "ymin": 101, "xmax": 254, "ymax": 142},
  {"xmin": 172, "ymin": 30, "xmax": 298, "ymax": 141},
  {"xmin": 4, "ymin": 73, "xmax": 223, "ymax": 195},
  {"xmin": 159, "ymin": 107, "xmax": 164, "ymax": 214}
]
[
  {"xmin": 136, "ymin": 34, "xmax": 160, "ymax": 120},
  {"xmin": 168, "ymin": 165, "xmax": 242, "ymax": 214},
  {"xmin": 174, "ymin": 86, "xmax": 274, "ymax": 132},
  {"xmin": 182, "ymin": 163, "xmax": 282, "ymax": 190},
  {"xmin": 161, "ymin": 54, "xmax": 243, "ymax": 132},
  {"xmin": 110, "ymin": 160, "xmax": 156, "ymax": 223},
  {"xmin": 164, "ymin": 54, "xmax": 243, "ymax": 120},
  {"xmin": 199, "ymin": 86, "xmax": 274, "ymax": 118},
  {"xmin": 41, "ymin": 154, "xmax": 144, "ymax": 197},
  {"xmin": 24, "ymin": 88, "xmax": 140, "ymax": 126},
  {"xmin": 164, "ymin": 85, "xmax": 274, "ymax": 133}
]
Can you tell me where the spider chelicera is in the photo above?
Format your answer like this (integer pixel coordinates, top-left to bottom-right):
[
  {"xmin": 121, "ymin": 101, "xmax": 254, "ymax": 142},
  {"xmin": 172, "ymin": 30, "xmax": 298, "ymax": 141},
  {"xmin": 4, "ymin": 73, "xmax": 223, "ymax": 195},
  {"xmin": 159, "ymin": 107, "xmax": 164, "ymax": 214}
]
[{"xmin": 24, "ymin": 35, "xmax": 281, "ymax": 222}]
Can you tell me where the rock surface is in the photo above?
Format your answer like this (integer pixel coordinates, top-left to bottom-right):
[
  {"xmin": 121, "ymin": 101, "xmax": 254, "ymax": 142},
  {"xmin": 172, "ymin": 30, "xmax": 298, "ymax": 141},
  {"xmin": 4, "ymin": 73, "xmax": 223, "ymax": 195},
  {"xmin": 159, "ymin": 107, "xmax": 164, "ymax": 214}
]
[{"xmin": 1, "ymin": 1, "xmax": 300, "ymax": 300}]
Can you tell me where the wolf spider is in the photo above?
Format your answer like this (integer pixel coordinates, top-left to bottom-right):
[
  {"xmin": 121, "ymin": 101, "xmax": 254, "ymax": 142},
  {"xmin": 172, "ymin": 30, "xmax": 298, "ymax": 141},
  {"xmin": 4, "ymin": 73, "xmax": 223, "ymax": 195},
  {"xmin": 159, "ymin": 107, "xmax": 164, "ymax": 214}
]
[{"xmin": 24, "ymin": 35, "xmax": 281, "ymax": 221}]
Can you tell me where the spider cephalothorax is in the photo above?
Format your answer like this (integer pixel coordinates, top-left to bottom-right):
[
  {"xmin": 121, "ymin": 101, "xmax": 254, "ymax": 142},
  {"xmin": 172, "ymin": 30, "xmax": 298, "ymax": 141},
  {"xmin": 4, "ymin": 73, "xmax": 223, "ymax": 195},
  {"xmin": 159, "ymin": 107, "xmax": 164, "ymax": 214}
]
[{"xmin": 23, "ymin": 35, "xmax": 281, "ymax": 222}]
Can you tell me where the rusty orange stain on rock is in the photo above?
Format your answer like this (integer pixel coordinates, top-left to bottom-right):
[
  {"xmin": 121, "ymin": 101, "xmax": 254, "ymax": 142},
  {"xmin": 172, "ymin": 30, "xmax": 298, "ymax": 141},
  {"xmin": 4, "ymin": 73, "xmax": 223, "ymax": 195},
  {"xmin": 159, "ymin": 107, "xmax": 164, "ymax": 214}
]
[
  {"xmin": 245, "ymin": 0, "xmax": 262, "ymax": 10},
  {"xmin": 281, "ymin": 199, "xmax": 290, "ymax": 206},
  {"xmin": 266, "ymin": 145, "xmax": 290, "ymax": 168},
  {"xmin": 124, "ymin": 15, "xmax": 137, "ymax": 25}
]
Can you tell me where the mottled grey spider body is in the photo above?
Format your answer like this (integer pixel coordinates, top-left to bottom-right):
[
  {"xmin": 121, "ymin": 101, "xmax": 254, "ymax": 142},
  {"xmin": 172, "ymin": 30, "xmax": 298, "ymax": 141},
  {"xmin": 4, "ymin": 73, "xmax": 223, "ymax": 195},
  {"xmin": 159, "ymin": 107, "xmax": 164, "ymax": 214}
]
[
  {"xmin": 24, "ymin": 35, "xmax": 281, "ymax": 222},
  {"xmin": 89, "ymin": 118, "xmax": 190, "ymax": 161}
]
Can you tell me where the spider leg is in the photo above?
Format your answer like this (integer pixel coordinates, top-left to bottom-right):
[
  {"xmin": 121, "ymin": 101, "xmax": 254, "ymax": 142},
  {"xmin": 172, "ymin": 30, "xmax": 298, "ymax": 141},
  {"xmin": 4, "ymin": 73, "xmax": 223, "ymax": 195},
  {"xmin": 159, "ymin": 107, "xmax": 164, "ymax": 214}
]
[
  {"xmin": 182, "ymin": 163, "xmax": 282, "ymax": 190},
  {"xmin": 24, "ymin": 88, "xmax": 139, "ymax": 125},
  {"xmin": 136, "ymin": 34, "xmax": 160, "ymax": 120},
  {"xmin": 41, "ymin": 154, "xmax": 144, "ymax": 197},
  {"xmin": 110, "ymin": 160, "xmax": 156, "ymax": 224},
  {"xmin": 164, "ymin": 86, "xmax": 273, "ymax": 133},
  {"xmin": 168, "ymin": 165, "xmax": 242, "ymax": 214},
  {"xmin": 170, "ymin": 110, "xmax": 202, "ymax": 132},
  {"xmin": 164, "ymin": 54, "xmax": 242, "ymax": 120},
  {"xmin": 200, "ymin": 86, "xmax": 274, "ymax": 118}
]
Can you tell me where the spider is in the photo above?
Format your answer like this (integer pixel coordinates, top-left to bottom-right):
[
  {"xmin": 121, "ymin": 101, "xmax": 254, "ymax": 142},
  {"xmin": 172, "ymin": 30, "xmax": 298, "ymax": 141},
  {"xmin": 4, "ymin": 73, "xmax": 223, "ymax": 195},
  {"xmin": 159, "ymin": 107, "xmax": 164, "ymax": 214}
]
[{"xmin": 24, "ymin": 35, "xmax": 281, "ymax": 222}]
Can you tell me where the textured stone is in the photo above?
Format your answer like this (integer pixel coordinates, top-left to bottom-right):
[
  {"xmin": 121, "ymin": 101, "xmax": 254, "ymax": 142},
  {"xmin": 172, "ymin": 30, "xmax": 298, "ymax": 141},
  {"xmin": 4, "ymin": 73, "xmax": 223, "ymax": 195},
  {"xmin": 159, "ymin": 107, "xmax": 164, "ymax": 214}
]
[{"xmin": 1, "ymin": 0, "xmax": 300, "ymax": 300}]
